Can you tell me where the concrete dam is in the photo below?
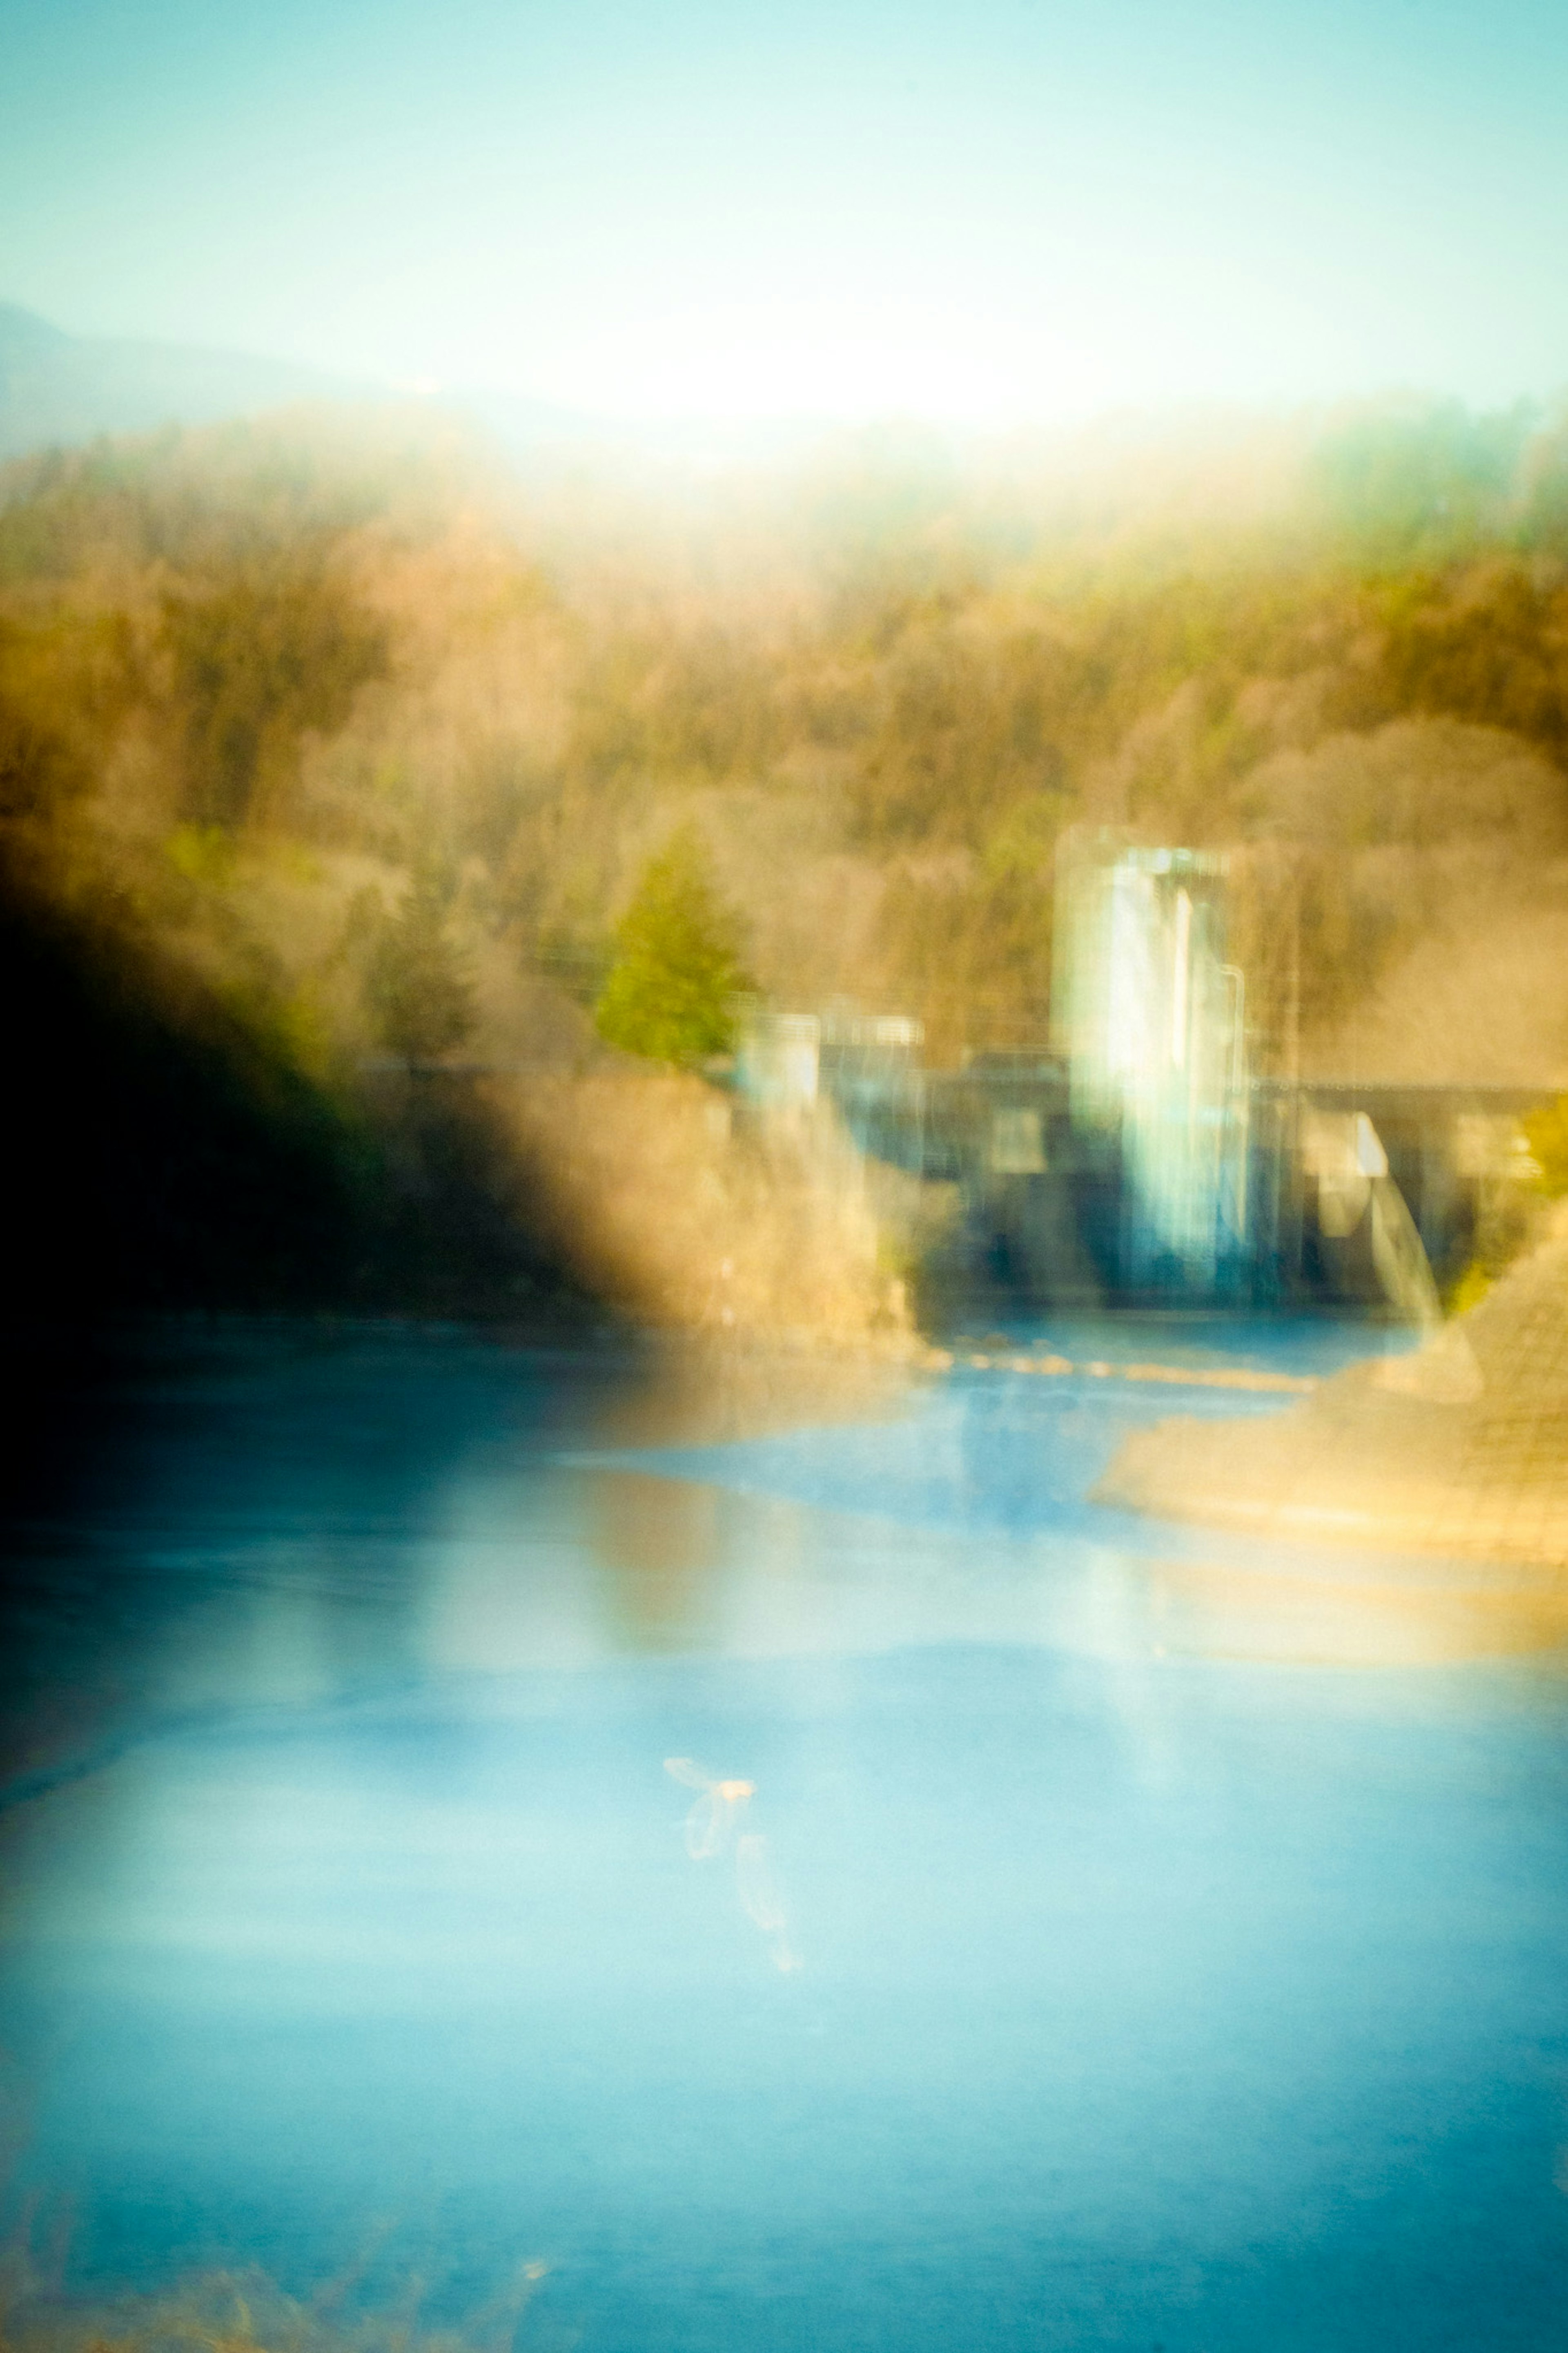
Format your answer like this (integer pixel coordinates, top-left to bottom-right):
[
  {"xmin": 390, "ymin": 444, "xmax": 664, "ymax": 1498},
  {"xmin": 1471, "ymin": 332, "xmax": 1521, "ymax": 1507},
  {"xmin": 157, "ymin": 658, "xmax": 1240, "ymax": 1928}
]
[{"xmin": 738, "ymin": 837, "xmax": 1554, "ymax": 1318}]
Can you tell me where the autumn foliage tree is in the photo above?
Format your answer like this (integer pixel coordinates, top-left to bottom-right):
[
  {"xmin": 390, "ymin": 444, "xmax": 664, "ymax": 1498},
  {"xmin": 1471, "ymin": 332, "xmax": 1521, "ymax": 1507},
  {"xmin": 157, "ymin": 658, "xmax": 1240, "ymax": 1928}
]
[{"xmin": 161, "ymin": 549, "xmax": 388, "ymax": 830}]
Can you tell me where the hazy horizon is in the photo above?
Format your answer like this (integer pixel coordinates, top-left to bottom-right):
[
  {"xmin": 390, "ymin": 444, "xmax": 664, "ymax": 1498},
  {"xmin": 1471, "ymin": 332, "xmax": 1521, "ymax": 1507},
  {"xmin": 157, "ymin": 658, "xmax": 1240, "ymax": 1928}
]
[
  {"xmin": 4, "ymin": 294, "xmax": 1564, "ymax": 478},
  {"xmin": 4, "ymin": 0, "xmax": 1567, "ymax": 434}
]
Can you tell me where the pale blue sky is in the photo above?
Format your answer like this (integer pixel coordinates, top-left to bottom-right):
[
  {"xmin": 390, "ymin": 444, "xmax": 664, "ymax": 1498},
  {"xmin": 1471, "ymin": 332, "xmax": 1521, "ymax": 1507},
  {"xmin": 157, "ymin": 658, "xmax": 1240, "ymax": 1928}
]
[{"xmin": 4, "ymin": 0, "xmax": 1567, "ymax": 424}]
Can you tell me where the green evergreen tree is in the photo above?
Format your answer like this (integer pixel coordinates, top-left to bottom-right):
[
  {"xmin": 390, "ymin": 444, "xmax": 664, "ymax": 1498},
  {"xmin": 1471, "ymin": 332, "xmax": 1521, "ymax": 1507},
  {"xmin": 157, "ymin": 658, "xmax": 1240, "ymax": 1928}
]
[
  {"xmin": 594, "ymin": 827, "xmax": 750, "ymax": 1065},
  {"xmin": 365, "ymin": 864, "xmax": 476, "ymax": 1060},
  {"xmin": 1524, "ymin": 1096, "xmax": 1568, "ymax": 1196}
]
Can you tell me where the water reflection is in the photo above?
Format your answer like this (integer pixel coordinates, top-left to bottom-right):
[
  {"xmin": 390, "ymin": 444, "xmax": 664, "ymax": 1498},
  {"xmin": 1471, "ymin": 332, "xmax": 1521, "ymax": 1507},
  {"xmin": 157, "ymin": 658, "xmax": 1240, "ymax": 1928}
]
[
  {"xmin": 8, "ymin": 1313, "xmax": 1561, "ymax": 1800},
  {"xmin": 592, "ymin": 1473, "xmax": 719, "ymax": 1645},
  {"xmin": 4, "ymin": 1316, "xmax": 1568, "ymax": 2353},
  {"xmin": 582, "ymin": 1336, "xmax": 913, "ymax": 1452}
]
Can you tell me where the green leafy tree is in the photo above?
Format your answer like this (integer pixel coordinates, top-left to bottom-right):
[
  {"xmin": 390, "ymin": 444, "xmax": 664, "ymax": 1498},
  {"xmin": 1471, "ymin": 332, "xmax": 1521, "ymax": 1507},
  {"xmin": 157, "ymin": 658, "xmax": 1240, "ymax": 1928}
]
[
  {"xmin": 364, "ymin": 865, "xmax": 476, "ymax": 1061},
  {"xmin": 1524, "ymin": 1096, "xmax": 1568, "ymax": 1196},
  {"xmin": 594, "ymin": 828, "xmax": 751, "ymax": 1065}
]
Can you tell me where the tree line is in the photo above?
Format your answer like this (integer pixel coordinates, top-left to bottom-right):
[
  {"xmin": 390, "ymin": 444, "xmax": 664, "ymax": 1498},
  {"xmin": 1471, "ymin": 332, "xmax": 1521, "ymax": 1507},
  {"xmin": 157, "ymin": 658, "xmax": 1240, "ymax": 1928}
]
[{"xmin": 3, "ymin": 393, "xmax": 1567, "ymax": 1310}]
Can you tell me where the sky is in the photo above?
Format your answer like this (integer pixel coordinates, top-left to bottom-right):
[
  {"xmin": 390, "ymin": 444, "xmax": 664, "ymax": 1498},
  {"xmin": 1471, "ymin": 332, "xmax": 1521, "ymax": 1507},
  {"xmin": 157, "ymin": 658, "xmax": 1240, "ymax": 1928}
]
[{"xmin": 3, "ymin": 0, "xmax": 1568, "ymax": 428}]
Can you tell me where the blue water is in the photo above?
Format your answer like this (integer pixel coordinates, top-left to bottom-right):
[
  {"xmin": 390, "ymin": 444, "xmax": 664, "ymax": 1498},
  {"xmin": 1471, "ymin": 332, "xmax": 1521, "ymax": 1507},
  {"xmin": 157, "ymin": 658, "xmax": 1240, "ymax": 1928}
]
[{"xmin": 2, "ymin": 1318, "xmax": 1567, "ymax": 2352}]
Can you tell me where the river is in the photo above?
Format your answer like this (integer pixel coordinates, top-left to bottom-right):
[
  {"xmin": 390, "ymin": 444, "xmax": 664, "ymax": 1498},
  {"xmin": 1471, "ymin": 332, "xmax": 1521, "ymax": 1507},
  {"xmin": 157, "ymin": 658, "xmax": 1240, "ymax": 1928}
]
[{"xmin": 2, "ymin": 1315, "xmax": 1566, "ymax": 2351}]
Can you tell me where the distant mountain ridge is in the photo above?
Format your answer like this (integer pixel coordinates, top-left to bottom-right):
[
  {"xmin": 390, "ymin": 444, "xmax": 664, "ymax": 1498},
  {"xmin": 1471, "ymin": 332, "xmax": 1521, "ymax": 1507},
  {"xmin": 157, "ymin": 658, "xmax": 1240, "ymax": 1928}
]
[
  {"xmin": 0, "ymin": 303, "xmax": 384, "ymax": 457},
  {"xmin": 0, "ymin": 302, "xmax": 846, "ymax": 472}
]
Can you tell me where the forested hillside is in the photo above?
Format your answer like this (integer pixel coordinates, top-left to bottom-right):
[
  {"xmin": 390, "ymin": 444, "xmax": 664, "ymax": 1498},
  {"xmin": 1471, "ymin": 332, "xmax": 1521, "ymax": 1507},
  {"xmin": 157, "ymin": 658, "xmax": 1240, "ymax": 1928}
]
[{"xmin": 5, "ymin": 396, "xmax": 1568, "ymax": 1318}]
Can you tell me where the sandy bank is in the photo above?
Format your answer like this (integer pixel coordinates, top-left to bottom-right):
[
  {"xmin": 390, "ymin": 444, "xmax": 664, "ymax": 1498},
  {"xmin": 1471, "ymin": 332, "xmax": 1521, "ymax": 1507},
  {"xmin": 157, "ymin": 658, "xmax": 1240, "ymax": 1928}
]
[{"xmin": 1097, "ymin": 1207, "xmax": 1568, "ymax": 1566}]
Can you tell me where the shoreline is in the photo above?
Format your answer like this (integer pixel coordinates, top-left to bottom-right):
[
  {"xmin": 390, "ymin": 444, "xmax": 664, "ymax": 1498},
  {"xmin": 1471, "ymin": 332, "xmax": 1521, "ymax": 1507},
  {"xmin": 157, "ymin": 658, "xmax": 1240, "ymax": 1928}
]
[{"xmin": 1097, "ymin": 1210, "xmax": 1568, "ymax": 1571}]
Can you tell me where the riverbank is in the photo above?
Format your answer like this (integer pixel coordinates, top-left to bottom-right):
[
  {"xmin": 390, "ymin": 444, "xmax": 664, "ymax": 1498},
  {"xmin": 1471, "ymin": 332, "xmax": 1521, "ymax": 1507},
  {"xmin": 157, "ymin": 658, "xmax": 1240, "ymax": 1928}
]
[{"xmin": 1097, "ymin": 1205, "xmax": 1568, "ymax": 1566}]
